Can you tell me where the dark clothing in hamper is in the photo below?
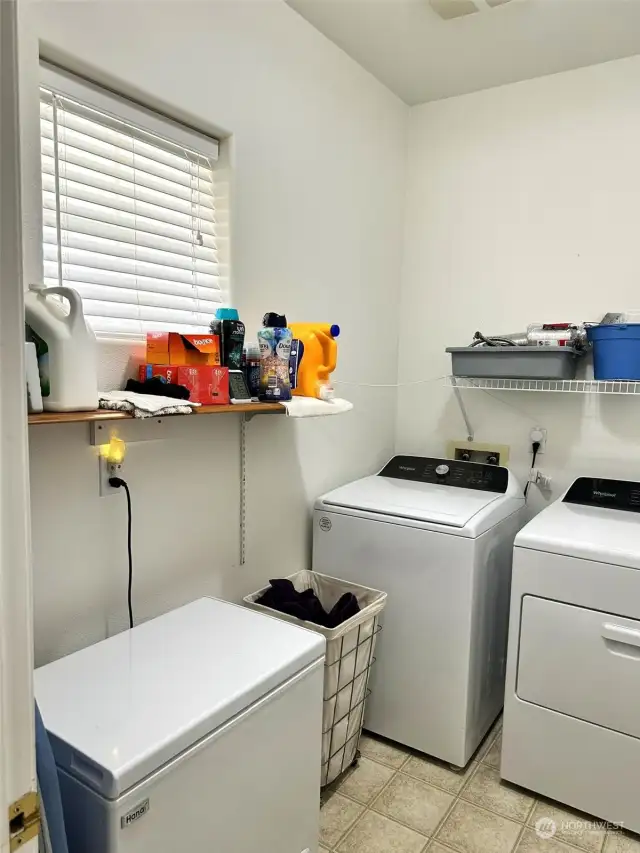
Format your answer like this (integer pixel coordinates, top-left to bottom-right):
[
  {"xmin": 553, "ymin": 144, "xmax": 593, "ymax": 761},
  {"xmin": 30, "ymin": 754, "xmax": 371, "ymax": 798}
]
[
  {"xmin": 125, "ymin": 378, "xmax": 191, "ymax": 400},
  {"xmin": 256, "ymin": 578, "xmax": 360, "ymax": 629}
]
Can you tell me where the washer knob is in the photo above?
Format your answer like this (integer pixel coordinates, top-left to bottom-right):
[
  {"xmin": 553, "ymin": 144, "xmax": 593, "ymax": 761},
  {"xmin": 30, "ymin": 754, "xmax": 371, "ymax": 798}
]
[{"xmin": 435, "ymin": 464, "xmax": 450, "ymax": 477}]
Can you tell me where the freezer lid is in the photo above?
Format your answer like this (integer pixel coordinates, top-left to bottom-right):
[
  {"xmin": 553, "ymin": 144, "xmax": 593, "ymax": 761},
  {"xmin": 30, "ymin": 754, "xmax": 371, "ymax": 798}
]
[
  {"xmin": 515, "ymin": 498, "xmax": 640, "ymax": 570},
  {"xmin": 34, "ymin": 598, "xmax": 325, "ymax": 799},
  {"xmin": 318, "ymin": 475, "xmax": 504, "ymax": 528}
]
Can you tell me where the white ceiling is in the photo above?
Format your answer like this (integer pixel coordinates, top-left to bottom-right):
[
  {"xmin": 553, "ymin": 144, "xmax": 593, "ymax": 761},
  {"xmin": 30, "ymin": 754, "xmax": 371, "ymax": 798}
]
[{"xmin": 285, "ymin": 0, "xmax": 640, "ymax": 105}]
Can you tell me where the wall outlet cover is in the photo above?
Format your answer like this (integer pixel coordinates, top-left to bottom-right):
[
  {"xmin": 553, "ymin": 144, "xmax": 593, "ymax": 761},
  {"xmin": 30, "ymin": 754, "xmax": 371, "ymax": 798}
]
[
  {"xmin": 446, "ymin": 440, "xmax": 510, "ymax": 466},
  {"xmin": 99, "ymin": 457, "xmax": 124, "ymax": 497},
  {"xmin": 530, "ymin": 426, "xmax": 547, "ymax": 454}
]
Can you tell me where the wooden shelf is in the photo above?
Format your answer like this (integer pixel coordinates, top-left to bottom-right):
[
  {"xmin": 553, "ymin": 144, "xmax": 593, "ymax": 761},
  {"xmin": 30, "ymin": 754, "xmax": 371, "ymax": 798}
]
[
  {"xmin": 28, "ymin": 402, "xmax": 285, "ymax": 425},
  {"xmin": 196, "ymin": 402, "xmax": 284, "ymax": 415},
  {"xmin": 28, "ymin": 410, "xmax": 129, "ymax": 425}
]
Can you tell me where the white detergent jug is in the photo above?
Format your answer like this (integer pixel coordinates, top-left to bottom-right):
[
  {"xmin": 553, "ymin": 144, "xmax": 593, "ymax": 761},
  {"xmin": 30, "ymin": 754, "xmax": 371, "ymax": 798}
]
[{"xmin": 24, "ymin": 285, "xmax": 98, "ymax": 411}]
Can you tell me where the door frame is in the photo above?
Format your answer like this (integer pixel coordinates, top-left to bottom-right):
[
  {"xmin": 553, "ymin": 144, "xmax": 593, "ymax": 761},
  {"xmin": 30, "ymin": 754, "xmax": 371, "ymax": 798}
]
[{"xmin": 0, "ymin": 0, "xmax": 39, "ymax": 849}]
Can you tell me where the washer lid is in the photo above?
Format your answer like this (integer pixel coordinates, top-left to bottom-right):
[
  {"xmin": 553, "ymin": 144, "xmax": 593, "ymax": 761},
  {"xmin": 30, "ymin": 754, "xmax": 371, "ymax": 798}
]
[
  {"xmin": 516, "ymin": 496, "xmax": 640, "ymax": 569},
  {"xmin": 319, "ymin": 475, "xmax": 505, "ymax": 528},
  {"xmin": 34, "ymin": 598, "xmax": 325, "ymax": 799}
]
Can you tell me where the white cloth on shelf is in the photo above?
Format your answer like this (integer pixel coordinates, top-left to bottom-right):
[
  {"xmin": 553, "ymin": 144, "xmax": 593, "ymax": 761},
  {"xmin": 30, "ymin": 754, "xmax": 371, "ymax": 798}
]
[
  {"xmin": 99, "ymin": 391, "xmax": 200, "ymax": 419},
  {"xmin": 281, "ymin": 397, "xmax": 353, "ymax": 418}
]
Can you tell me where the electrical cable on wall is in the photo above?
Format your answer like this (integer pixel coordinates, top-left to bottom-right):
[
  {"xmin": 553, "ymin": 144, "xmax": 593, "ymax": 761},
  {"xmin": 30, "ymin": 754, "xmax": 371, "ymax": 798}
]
[
  {"xmin": 109, "ymin": 476, "xmax": 134, "ymax": 629},
  {"xmin": 336, "ymin": 374, "xmax": 543, "ymax": 428},
  {"xmin": 523, "ymin": 441, "xmax": 541, "ymax": 499},
  {"xmin": 334, "ymin": 376, "xmax": 447, "ymax": 388}
]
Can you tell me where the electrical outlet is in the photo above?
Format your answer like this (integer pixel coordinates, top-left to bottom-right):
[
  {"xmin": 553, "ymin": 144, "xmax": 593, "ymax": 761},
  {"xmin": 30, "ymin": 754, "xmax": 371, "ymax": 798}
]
[
  {"xmin": 530, "ymin": 426, "xmax": 547, "ymax": 454},
  {"xmin": 446, "ymin": 440, "xmax": 510, "ymax": 466},
  {"xmin": 530, "ymin": 468, "xmax": 553, "ymax": 491},
  {"xmin": 99, "ymin": 457, "xmax": 123, "ymax": 497}
]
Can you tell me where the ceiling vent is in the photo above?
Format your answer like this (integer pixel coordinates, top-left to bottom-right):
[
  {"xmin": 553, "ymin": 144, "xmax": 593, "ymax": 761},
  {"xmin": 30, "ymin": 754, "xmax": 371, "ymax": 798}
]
[{"xmin": 430, "ymin": 0, "xmax": 513, "ymax": 20}]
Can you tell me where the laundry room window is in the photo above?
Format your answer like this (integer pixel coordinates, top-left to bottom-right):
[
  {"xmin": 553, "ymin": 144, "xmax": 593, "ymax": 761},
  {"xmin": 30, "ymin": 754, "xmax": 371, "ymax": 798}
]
[{"xmin": 39, "ymin": 65, "xmax": 225, "ymax": 338}]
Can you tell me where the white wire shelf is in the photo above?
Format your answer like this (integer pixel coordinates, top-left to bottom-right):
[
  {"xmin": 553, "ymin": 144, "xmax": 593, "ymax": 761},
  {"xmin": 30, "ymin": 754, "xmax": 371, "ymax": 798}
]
[{"xmin": 445, "ymin": 376, "xmax": 640, "ymax": 394}]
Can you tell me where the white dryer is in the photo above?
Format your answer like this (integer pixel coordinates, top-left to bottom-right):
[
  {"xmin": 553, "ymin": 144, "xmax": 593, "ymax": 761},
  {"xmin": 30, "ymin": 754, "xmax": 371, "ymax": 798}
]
[
  {"xmin": 313, "ymin": 455, "xmax": 525, "ymax": 767},
  {"xmin": 502, "ymin": 476, "xmax": 640, "ymax": 834}
]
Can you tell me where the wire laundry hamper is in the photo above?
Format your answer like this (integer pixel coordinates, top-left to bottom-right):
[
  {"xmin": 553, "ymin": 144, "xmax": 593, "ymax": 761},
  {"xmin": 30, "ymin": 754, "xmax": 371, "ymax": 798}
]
[{"xmin": 244, "ymin": 569, "xmax": 387, "ymax": 787}]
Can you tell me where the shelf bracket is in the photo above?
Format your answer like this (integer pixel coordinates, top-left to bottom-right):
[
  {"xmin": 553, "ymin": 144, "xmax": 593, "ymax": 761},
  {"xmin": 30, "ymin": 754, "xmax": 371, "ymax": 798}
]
[
  {"xmin": 450, "ymin": 377, "xmax": 474, "ymax": 442},
  {"xmin": 240, "ymin": 414, "xmax": 248, "ymax": 566},
  {"xmin": 238, "ymin": 408, "xmax": 285, "ymax": 563},
  {"xmin": 244, "ymin": 408, "xmax": 282, "ymax": 423}
]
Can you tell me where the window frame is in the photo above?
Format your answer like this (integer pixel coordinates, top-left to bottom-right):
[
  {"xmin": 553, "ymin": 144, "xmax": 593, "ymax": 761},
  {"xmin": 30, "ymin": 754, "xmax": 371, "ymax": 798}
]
[{"xmin": 39, "ymin": 63, "xmax": 221, "ymax": 341}]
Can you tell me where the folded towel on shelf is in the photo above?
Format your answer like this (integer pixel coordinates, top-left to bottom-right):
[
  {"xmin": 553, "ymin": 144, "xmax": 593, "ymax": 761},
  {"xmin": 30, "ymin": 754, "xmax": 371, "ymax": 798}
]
[
  {"xmin": 99, "ymin": 391, "xmax": 200, "ymax": 418},
  {"xmin": 281, "ymin": 397, "xmax": 353, "ymax": 418}
]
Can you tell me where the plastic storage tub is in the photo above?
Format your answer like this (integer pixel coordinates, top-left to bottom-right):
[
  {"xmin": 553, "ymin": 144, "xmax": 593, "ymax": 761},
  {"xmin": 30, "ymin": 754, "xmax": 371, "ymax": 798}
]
[
  {"xmin": 587, "ymin": 324, "xmax": 640, "ymax": 380},
  {"xmin": 244, "ymin": 570, "xmax": 387, "ymax": 787},
  {"xmin": 446, "ymin": 346, "xmax": 581, "ymax": 380}
]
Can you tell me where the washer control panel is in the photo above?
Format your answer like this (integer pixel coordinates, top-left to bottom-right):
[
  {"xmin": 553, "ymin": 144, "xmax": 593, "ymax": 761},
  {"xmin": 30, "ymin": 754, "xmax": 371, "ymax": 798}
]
[
  {"xmin": 564, "ymin": 477, "xmax": 640, "ymax": 513},
  {"xmin": 378, "ymin": 456, "xmax": 508, "ymax": 493}
]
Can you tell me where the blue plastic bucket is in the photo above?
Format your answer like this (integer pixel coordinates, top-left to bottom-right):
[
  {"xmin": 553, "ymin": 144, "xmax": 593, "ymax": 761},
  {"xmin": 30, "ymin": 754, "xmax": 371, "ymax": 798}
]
[{"xmin": 588, "ymin": 324, "xmax": 640, "ymax": 380}]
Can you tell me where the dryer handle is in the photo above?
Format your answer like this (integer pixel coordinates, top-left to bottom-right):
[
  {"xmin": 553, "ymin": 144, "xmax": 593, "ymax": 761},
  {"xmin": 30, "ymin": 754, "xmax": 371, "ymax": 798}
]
[{"xmin": 602, "ymin": 622, "xmax": 640, "ymax": 652}]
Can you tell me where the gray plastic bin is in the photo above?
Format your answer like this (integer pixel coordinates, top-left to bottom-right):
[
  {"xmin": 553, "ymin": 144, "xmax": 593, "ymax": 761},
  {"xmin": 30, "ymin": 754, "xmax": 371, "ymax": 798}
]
[{"xmin": 446, "ymin": 346, "xmax": 581, "ymax": 380}]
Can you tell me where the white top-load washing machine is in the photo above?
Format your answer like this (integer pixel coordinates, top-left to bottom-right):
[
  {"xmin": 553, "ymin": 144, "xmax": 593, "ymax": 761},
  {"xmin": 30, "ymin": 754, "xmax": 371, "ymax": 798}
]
[
  {"xmin": 313, "ymin": 455, "xmax": 525, "ymax": 767},
  {"xmin": 35, "ymin": 597, "xmax": 325, "ymax": 853},
  {"xmin": 502, "ymin": 476, "xmax": 640, "ymax": 835}
]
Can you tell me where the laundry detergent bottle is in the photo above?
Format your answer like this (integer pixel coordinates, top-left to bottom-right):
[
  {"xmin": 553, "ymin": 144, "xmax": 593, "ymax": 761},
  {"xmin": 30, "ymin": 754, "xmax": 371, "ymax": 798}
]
[
  {"xmin": 288, "ymin": 323, "xmax": 340, "ymax": 399},
  {"xmin": 24, "ymin": 285, "xmax": 98, "ymax": 411}
]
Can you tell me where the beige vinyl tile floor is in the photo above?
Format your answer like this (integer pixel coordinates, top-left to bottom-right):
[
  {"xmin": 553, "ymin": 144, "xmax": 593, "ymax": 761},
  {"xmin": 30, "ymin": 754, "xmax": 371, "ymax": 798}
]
[{"xmin": 319, "ymin": 717, "xmax": 640, "ymax": 853}]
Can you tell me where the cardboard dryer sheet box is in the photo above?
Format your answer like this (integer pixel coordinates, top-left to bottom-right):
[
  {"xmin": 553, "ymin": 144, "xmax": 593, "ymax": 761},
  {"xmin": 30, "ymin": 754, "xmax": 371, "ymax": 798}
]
[
  {"xmin": 138, "ymin": 365, "xmax": 181, "ymax": 385},
  {"xmin": 176, "ymin": 365, "xmax": 229, "ymax": 405},
  {"xmin": 146, "ymin": 332, "xmax": 221, "ymax": 366},
  {"xmin": 139, "ymin": 363, "xmax": 229, "ymax": 404}
]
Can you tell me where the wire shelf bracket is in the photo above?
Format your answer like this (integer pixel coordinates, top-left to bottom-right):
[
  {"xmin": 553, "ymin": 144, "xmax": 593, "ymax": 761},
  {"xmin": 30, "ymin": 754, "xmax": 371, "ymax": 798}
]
[
  {"xmin": 450, "ymin": 377, "xmax": 474, "ymax": 442},
  {"xmin": 445, "ymin": 376, "xmax": 640, "ymax": 444}
]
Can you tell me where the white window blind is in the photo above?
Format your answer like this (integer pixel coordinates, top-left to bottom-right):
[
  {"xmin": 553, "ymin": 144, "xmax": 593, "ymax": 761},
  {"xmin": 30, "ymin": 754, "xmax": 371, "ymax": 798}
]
[{"xmin": 39, "ymin": 68, "xmax": 224, "ymax": 336}]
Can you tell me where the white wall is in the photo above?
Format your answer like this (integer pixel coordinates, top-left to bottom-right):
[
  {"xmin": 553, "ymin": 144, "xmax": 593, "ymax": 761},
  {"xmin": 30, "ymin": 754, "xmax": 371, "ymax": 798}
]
[
  {"xmin": 32, "ymin": 6, "xmax": 640, "ymax": 668},
  {"xmin": 398, "ymin": 55, "xmax": 640, "ymax": 513},
  {"xmin": 29, "ymin": 0, "xmax": 407, "ymax": 665}
]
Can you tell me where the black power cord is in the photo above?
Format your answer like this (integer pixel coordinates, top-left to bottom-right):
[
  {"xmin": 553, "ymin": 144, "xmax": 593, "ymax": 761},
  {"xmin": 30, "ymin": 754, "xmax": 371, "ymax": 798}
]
[
  {"xmin": 523, "ymin": 441, "xmax": 541, "ymax": 499},
  {"xmin": 109, "ymin": 476, "xmax": 134, "ymax": 629}
]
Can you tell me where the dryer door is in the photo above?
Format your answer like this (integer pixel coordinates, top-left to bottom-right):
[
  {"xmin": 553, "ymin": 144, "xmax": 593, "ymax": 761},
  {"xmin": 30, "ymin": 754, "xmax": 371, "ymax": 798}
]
[{"xmin": 517, "ymin": 596, "xmax": 640, "ymax": 739}]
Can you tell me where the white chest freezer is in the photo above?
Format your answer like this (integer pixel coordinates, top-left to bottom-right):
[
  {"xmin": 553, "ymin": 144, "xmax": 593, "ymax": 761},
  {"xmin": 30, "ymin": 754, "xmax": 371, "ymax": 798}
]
[{"xmin": 35, "ymin": 597, "xmax": 326, "ymax": 853}]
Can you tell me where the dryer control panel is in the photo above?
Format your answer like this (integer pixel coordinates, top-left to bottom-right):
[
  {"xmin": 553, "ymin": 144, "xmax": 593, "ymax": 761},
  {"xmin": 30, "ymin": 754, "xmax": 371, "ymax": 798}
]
[
  {"xmin": 564, "ymin": 477, "xmax": 640, "ymax": 512},
  {"xmin": 379, "ymin": 456, "xmax": 509, "ymax": 493}
]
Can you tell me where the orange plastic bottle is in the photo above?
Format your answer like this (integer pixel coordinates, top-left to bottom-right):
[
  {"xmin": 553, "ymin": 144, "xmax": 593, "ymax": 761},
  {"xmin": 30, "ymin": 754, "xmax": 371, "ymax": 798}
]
[{"xmin": 288, "ymin": 323, "xmax": 340, "ymax": 399}]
